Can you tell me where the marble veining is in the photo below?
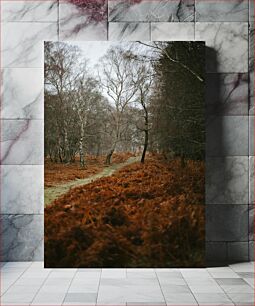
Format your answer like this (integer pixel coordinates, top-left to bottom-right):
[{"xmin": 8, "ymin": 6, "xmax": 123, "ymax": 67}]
[
  {"xmin": 0, "ymin": 214, "xmax": 43, "ymax": 261},
  {"xmin": 206, "ymin": 156, "xmax": 248, "ymax": 205},
  {"xmin": 59, "ymin": 1, "xmax": 107, "ymax": 41},
  {"xmin": 1, "ymin": 0, "xmax": 58, "ymax": 22},
  {"xmin": 1, "ymin": 22, "xmax": 58, "ymax": 68},
  {"xmin": 0, "ymin": 120, "xmax": 43, "ymax": 165},
  {"xmin": 206, "ymin": 73, "xmax": 249, "ymax": 116},
  {"xmin": 249, "ymin": 25, "xmax": 254, "ymax": 114},
  {"xmin": 195, "ymin": 22, "xmax": 248, "ymax": 73},
  {"xmin": 109, "ymin": 22, "xmax": 150, "ymax": 40},
  {"xmin": 1, "ymin": 68, "xmax": 43, "ymax": 119},
  {"xmin": 108, "ymin": 0, "xmax": 195, "ymax": 22},
  {"xmin": 1, "ymin": 165, "xmax": 43, "ymax": 214},
  {"xmin": 196, "ymin": 0, "xmax": 248, "ymax": 22}
]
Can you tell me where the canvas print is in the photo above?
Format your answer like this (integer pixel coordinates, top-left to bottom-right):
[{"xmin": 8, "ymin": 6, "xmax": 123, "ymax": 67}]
[{"xmin": 44, "ymin": 41, "xmax": 205, "ymax": 268}]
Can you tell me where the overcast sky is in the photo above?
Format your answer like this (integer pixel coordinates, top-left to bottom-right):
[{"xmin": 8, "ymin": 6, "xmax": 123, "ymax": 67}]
[
  {"xmin": 65, "ymin": 41, "xmax": 123, "ymax": 71},
  {"xmin": 63, "ymin": 41, "xmax": 154, "ymax": 72},
  {"xmin": 58, "ymin": 41, "xmax": 154, "ymax": 104}
]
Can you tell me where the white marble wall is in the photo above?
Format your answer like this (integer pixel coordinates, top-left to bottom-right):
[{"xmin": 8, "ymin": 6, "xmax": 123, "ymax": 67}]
[{"xmin": 0, "ymin": 0, "xmax": 253, "ymax": 263}]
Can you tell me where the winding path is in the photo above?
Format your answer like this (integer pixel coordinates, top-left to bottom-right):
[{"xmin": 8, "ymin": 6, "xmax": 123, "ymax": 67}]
[{"xmin": 44, "ymin": 156, "xmax": 140, "ymax": 206}]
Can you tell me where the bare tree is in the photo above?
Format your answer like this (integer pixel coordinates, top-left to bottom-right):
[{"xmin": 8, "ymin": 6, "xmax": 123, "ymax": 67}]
[
  {"xmin": 132, "ymin": 63, "xmax": 153, "ymax": 163},
  {"xmin": 45, "ymin": 42, "xmax": 82, "ymax": 163},
  {"xmin": 99, "ymin": 47, "xmax": 140, "ymax": 164},
  {"xmin": 72, "ymin": 74, "xmax": 101, "ymax": 167}
]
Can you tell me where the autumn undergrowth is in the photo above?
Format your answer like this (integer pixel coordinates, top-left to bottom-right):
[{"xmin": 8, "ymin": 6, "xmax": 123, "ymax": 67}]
[
  {"xmin": 45, "ymin": 152, "xmax": 133, "ymax": 187},
  {"xmin": 45, "ymin": 155, "xmax": 205, "ymax": 268}
]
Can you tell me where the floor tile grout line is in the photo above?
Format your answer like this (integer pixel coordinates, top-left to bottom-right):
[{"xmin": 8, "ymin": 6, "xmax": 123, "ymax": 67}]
[
  {"xmin": 178, "ymin": 269, "xmax": 199, "ymax": 305},
  {"xmin": 61, "ymin": 268, "xmax": 78, "ymax": 305},
  {"xmin": 29, "ymin": 265, "xmax": 53, "ymax": 305},
  {"xmin": 95, "ymin": 268, "xmax": 102, "ymax": 305},
  {"xmin": 154, "ymin": 268, "xmax": 167, "ymax": 306},
  {"xmin": 213, "ymin": 278, "xmax": 240, "ymax": 306},
  {"xmin": 1, "ymin": 261, "xmax": 33, "ymax": 296},
  {"xmin": 225, "ymin": 264, "xmax": 254, "ymax": 305},
  {"xmin": 206, "ymin": 267, "xmax": 245, "ymax": 305}
]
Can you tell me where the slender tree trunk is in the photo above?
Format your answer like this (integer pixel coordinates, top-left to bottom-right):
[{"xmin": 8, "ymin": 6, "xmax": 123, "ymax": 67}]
[
  {"xmin": 105, "ymin": 141, "xmax": 116, "ymax": 165},
  {"xmin": 141, "ymin": 110, "xmax": 149, "ymax": 163},
  {"xmin": 141, "ymin": 129, "xmax": 148, "ymax": 163},
  {"xmin": 58, "ymin": 148, "xmax": 63, "ymax": 163},
  {"xmin": 105, "ymin": 148, "xmax": 114, "ymax": 165},
  {"xmin": 79, "ymin": 122, "xmax": 85, "ymax": 168},
  {"xmin": 64, "ymin": 128, "xmax": 70, "ymax": 163},
  {"xmin": 49, "ymin": 149, "xmax": 53, "ymax": 162},
  {"xmin": 96, "ymin": 141, "xmax": 101, "ymax": 157}
]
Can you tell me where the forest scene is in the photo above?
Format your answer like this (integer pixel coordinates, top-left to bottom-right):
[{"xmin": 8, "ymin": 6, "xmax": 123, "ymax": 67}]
[{"xmin": 44, "ymin": 41, "xmax": 205, "ymax": 268}]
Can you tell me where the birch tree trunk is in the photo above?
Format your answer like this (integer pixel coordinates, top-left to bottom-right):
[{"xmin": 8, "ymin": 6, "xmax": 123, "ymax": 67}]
[
  {"xmin": 79, "ymin": 121, "xmax": 85, "ymax": 168},
  {"xmin": 64, "ymin": 128, "xmax": 70, "ymax": 163}
]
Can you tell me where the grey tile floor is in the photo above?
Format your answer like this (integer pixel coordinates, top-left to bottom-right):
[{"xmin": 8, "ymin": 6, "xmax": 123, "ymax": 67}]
[{"xmin": 0, "ymin": 262, "xmax": 254, "ymax": 305}]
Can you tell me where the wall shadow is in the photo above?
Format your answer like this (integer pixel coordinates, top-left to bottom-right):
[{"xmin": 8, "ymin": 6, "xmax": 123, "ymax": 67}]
[{"xmin": 205, "ymin": 46, "xmax": 226, "ymax": 267}]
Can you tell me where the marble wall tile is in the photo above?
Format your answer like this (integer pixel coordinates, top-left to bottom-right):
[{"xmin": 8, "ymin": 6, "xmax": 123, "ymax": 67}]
[
  {"xmin": 108, "ymin": 0, "xmax": 195, "ymax": 22},
  {"xmin": 206, "ymin": 157, "xmax": 248, "ymax": 205},
  {"xmin": 151, "ymin": 22, "xmax": 194, "ymax": 41},
  {"xmin": 1, "ymin": 68, "xmax": 43, "ymax": 119},
  {"xmin": 1, "ymin": 0, "xmax": 58, "ymax": 22},
  {"xmin": 206, "ymin": 116, "xmax": 248, "ymax": 156},
  {"xmin": 249, "ymin": 156, "xmax": 254, "ymax": 209},
  {"xmin": 249, "ymin": 24, "xmax": 254, "ymax": 114},
  {"xmin": 195, "ymin": 22, "xmax": 248, "ymax": 73},
  {"xmin": 206, "ymin": 73, "xmax": 249, "ymax": 116},
  {"xmin": 250, "ymin": 0, "xmax": 254, "ymax": 21},
  {"xmin": 249, "ymin": 71, "xmax": 254, "ymax": 115},
  {"xmin": 206, "ymin": 205, "xmax": 249, "ymax": 241},
  {"xmin": 249, "ymin": 156, "xmax": 254, "ymax": 205},
  {"xmin": 249, "ymin": 241, "xmax": 254, "ymax": 260},
  {"xmin": 1, "ymin": 165, "xmax": 43, "ymax": 214},
  {"xmin": 108, "ymin": 22, "xmax": 150, "ymax": 40},
  {"xmin": 0, "ymin": 214, "xmax": 43, "ymax": 261},
  {"xmin": 1, "ymin": 22, "xmax": 58, "ymax": 68},
  {"xmin": 249, "ymin": 116, "xmax": 254, "ymax": 155},
  {"xmin": 196, "ymin": 0, "xmax": 248, "ymax": 22},
  {"xmin": 0, "ymin": 120, "xmax": 43, "ymax": 165},
  {"xmin": 248, "ymin": 205, "xmax": 254, "ymax": 241},
  {"xmin": 59, "ymin": 1, "xmax": 107, "ymax": 41},
  {"xmin": 206, "ymin": 242, "xmax": 227, "ymax": 264},
  {"xmin": 227, "ymin": 242, "xmax": 249, "ymax": 262}
]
